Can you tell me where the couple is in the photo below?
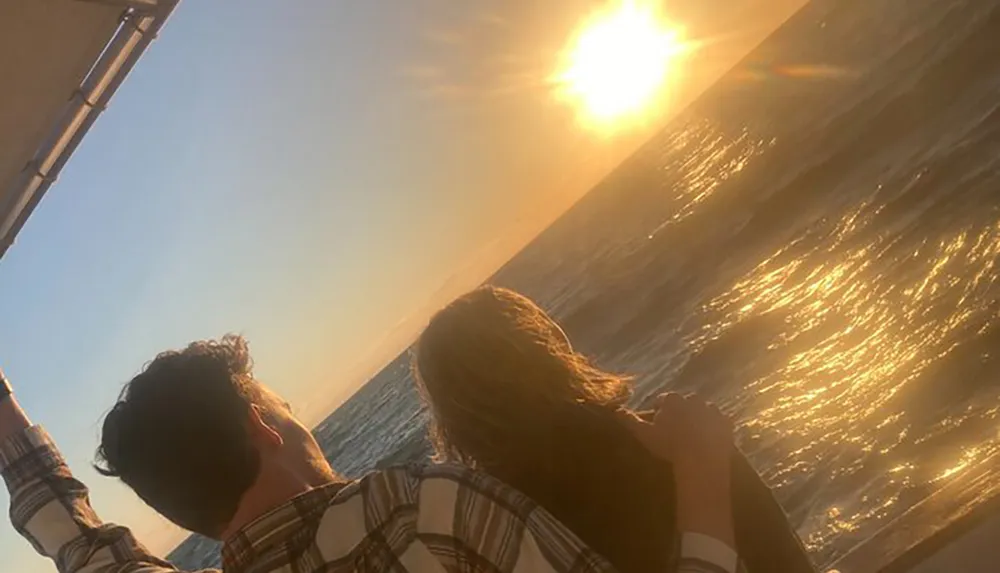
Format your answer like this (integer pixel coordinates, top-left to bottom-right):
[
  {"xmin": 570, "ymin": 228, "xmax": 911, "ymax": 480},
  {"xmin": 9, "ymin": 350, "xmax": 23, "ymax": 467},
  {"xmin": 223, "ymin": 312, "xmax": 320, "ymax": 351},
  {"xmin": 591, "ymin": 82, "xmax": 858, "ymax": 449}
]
[{"xmin": 0, "ymin": 286, "xmax": 813, "ymax": 573}]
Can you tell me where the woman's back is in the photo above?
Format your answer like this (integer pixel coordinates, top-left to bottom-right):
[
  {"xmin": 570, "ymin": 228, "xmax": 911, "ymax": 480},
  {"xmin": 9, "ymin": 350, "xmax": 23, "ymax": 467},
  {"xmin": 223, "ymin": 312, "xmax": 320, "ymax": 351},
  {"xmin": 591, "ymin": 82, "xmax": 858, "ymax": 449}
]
[
  {"xmin": 476, "ymin": 404, "xmax": 815, "ymax": 573},
  {"xmin": 480, "ymin": 406, "xmax": 677, "ymax": 573}
]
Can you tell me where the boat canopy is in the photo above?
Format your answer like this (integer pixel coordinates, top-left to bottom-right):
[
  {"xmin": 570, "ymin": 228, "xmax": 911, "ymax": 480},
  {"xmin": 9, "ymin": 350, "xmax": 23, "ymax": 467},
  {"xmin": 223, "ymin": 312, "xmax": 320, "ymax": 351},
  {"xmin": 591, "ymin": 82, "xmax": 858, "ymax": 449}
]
[{"xmin": 0, "ymin": 0, "xmax": 178, "ymax": 260}]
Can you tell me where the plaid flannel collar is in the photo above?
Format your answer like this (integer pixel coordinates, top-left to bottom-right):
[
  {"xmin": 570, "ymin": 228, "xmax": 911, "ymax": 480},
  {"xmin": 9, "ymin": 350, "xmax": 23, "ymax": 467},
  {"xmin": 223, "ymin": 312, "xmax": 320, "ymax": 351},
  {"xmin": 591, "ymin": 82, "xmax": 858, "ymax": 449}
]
[{"xmin": 222, "ymin": 482, "xmax": 346, "ymax": 573}]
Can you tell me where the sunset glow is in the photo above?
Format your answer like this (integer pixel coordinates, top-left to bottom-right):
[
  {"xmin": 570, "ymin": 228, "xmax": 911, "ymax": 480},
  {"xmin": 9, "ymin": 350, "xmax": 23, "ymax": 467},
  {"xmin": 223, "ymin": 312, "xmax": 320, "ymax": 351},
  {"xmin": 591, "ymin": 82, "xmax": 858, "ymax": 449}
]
[{"xmin": 553, "ymin": 1, "xmax": 690, "ymax": 131}]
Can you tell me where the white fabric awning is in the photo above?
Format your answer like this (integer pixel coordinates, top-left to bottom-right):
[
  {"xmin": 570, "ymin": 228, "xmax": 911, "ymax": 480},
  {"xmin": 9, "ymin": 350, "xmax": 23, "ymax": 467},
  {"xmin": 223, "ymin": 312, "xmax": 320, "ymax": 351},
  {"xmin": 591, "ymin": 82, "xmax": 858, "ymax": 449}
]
[{"xmin": 0, "ymin": 0, "xmax": 178, "ymax": 259}]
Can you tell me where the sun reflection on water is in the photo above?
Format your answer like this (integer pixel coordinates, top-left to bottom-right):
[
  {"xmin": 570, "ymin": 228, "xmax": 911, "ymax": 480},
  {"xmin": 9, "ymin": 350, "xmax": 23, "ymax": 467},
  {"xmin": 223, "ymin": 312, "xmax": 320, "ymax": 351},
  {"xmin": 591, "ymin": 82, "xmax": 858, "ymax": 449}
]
[
  {"xmin": 645, "ymin": 123, "xmax": 774, "ymax": 240},
  {"xmin": 695, "ymin": 202, "xmax": 1000, "ymax": 551}
]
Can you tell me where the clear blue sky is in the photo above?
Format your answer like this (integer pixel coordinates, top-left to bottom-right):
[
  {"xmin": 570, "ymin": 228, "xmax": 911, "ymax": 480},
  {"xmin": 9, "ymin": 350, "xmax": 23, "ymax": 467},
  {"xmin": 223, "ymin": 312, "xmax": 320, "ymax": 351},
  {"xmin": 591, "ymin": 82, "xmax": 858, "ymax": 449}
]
[{"xmin": 1, "ymin": 1, "xmax": 803, "ymax": 570}]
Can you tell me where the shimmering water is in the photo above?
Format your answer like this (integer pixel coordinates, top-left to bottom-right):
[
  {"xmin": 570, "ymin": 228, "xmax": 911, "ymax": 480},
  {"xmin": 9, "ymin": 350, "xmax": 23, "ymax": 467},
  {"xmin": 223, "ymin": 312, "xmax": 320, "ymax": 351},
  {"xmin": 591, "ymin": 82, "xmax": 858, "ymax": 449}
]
[{"xmin": 169, "ymin": 0, "xmax": 1000, "ymax": 569}]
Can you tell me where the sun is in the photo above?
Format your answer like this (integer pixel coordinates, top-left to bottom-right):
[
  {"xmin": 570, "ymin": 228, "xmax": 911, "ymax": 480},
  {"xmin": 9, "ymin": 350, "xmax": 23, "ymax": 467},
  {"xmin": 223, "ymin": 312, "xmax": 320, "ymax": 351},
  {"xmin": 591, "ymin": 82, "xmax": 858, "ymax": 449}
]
[{"xmin": 553, "ymin": 1, "xmax": 690, "ymax": 132}]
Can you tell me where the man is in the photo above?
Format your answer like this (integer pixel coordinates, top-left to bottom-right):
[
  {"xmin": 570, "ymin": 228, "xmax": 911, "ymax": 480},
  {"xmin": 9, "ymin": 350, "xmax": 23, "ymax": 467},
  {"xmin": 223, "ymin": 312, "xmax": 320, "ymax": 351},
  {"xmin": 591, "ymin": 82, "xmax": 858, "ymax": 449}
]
[{"xmin": 1, "ymin": 335, "xmax": 741, "ymax": 573}]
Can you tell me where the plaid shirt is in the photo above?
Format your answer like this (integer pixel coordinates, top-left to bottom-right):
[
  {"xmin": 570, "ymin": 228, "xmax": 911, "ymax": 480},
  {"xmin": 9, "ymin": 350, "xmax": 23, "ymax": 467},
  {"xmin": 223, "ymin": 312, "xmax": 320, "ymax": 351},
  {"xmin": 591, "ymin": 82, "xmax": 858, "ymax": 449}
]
[{"xmin": 2, "ymin": 426, "xmax": 740, "ymax": 573}]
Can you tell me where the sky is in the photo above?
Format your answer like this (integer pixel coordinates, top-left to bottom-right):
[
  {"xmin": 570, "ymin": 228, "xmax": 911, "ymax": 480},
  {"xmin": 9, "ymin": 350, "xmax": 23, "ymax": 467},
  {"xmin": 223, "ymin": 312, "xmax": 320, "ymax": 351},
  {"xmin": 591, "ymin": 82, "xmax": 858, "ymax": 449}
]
[{"xmin": 1, "ymin": 1, "xmax": 805, "ymax": 570}]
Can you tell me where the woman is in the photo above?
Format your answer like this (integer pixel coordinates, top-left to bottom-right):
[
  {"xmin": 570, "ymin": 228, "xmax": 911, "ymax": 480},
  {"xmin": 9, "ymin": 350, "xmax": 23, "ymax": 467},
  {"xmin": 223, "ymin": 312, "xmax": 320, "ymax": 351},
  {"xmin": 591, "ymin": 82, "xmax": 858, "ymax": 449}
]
[{"xmin": 414, "ymin": 286, "xmax": 815, "ymax": 573}]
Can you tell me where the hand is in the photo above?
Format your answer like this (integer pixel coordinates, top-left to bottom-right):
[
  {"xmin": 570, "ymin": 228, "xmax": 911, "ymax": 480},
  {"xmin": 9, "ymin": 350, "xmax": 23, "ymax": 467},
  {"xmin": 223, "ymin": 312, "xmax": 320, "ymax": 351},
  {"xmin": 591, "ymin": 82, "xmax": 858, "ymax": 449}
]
[
  {"xmin": 626, "ymin": 393, "xmax": 733, "ymax": 482},
  {"xmin": 623, "ymin": 393, "xmax": 736, "ymax": 547},
  {"xmin": 0, "ymin": 370, "xmax": 32, "ymax": 440}
]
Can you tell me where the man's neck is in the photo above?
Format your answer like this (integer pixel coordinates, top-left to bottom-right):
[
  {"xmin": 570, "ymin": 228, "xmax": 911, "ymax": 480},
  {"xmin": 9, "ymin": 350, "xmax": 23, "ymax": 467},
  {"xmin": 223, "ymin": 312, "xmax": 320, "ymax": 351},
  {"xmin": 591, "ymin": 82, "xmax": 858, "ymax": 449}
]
[
  {"xmin": 222, "ymin": 472, "xmax": 315, "ymax": 540},
  {"xmin": 221, "ymin": 463, "xmax": 341, "ymax": 541}
]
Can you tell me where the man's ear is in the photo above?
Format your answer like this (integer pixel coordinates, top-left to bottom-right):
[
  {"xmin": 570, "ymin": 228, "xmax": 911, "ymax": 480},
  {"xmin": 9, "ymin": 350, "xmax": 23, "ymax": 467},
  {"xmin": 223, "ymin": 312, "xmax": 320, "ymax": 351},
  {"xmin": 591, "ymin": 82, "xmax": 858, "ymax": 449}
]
[{"xmin": 248, "ymin": 404, "xmax": 284, "ymax": 448}]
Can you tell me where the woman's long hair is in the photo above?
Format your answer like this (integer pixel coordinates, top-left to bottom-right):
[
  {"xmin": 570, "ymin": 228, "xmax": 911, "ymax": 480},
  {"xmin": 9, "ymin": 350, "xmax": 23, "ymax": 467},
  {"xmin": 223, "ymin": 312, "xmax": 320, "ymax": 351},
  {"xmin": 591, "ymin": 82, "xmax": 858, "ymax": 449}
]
[
  {"xmin": 415, "ymin": 286, "xmax": 632, "ymax": 469},
  {"xmin": 414, "ymin": 286, "xmax": 679, "ymax": 573}
]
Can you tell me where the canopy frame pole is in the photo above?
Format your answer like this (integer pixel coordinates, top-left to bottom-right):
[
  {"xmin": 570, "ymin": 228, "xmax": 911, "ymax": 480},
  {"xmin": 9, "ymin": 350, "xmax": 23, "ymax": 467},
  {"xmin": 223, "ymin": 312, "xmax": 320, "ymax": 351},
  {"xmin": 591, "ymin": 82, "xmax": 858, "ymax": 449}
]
[
  {"xmin": 0, "ymin": 0, "xmax": 180, "ymax": 258},
  {"xmin": 76, "ymin": 0, "xmax": 162, "ymax": 13}
]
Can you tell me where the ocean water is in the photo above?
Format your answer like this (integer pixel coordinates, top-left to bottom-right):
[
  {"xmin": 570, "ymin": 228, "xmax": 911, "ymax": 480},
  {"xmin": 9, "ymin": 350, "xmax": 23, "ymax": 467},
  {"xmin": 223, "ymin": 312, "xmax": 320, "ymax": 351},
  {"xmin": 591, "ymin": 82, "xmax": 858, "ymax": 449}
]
[{"xmin": 169, "ymin": 0, "xmax": 1000, "ymax": 569}]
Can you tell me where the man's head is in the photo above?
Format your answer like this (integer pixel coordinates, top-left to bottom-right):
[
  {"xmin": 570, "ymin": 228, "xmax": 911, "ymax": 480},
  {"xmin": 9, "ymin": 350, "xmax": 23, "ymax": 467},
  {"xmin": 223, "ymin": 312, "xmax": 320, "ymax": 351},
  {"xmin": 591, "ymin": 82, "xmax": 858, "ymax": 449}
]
[{"xmin": 94, "ymin": 335, "xmax": 334, "ymax": 538}]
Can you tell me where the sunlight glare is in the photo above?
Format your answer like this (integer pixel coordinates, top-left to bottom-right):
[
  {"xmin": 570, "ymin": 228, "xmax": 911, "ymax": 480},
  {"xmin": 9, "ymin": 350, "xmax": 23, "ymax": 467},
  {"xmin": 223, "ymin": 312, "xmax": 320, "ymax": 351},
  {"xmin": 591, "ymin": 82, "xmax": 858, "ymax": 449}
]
[{"xmin": 554, "ymin": 1, "xmax": 689, "ymax": 131}]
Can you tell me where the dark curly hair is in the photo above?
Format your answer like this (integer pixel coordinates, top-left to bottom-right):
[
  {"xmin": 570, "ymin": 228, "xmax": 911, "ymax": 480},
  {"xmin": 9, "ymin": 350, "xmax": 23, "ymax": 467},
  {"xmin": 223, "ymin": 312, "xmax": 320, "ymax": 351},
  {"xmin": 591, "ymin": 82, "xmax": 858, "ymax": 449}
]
[{"xmin": 95, "ymin": 334, "xmax": 272, "ymax": 537}]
